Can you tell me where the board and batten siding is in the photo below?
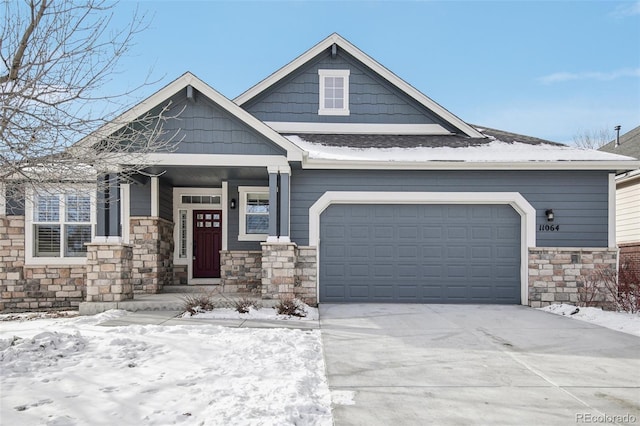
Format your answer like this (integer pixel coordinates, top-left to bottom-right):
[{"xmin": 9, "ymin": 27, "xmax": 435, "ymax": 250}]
[
  {"xmin": 290, "ymin": 169, "xmax": 611, "ymax": 248},
  {"xmin": 616, "ymin": 178, "xmax": 640, "ymax": 244},
  {"xmin": 243, "ymin": 50, "xmax": 457, "ymax": 131}
]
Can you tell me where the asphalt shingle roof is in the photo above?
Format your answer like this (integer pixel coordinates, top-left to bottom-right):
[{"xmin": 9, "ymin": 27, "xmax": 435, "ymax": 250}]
[
  {"xmin": 599, "ymin": 125, "xmax": 640, "ymax": 160},
  {"xmin": 287, "ymin": 125, "xmax": 564, "ymax": 149}
]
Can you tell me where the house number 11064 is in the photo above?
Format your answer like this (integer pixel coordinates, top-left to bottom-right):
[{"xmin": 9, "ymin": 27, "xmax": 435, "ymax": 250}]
[{"xmin": 539, "ymin": 224, "xmax": 560, "ymax": 231}]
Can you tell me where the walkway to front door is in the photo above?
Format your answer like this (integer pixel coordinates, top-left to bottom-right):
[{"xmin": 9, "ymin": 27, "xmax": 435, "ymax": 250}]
[{"xmin": 193, "ymin": 210, "xmax": 222, "ymax": 278}]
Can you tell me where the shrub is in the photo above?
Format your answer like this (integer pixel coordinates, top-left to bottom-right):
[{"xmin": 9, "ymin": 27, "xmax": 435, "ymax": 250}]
[
  {"xmin": 584, "ymin": 259, "xmax": 640, "ymax": 313},
  {"xmin": 275, "ymin": 297, "xmax": 307, "ymax": 317},
  {"xmin": 234, "ymin": 297, "xmax": 260, "ymax": 314},
  {"xmin": 181, "ymin": 291, "xmax": 217, "ymax": 316}
]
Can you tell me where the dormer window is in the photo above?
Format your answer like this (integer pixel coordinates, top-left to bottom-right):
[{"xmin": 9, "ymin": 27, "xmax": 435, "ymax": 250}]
[{"xmin": 318, "ymin": 69, "xmax": 350, "ymax": 116}]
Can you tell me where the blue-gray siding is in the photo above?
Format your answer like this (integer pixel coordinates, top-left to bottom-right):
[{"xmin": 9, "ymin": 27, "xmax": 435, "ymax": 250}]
[
  {"xmin": 227, "ymin": 180, "xmax": 269, "ymax": 251},
  {"xmin": 320, "ymin": 204, "xmax": 521, "ymax": 303},
  {"xmin": 130, "ymin": 180, "xmax": 151, "ymax": 216},
  {"xmin": 243, "ymin": 49, "xmax": 458, "ymax": 131},
  {"xmin": 149, "ymin": 90, "xmax": 286, "ymax": 156},
  {"xmin": 291, "ymin": 170, "xmax": 610, "ymax": 248},
  {"xmin": 159, "ymin": 178, "xmax": 172, "ymax": 221}
]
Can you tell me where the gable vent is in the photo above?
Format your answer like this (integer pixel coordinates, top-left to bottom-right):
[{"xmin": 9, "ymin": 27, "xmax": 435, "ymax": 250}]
[{"xmin": 331, "ymin": 43, "xmax": 337, "ymax": 58}]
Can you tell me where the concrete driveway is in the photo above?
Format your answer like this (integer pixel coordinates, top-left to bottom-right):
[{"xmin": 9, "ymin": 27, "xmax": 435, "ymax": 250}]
[{"xmin": 319, "ymin": 304, "xmax": 640, "ymax": 425}]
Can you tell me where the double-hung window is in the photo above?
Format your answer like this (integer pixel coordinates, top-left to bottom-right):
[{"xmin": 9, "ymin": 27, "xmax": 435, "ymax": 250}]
[
  {"xmin": 238, "ymin": 187, "xmax": 269, "ymax": 241},
  {"xmin": 318, "ymin": 69, "xmax": 350, "ymax": 116},
  {"xmin": 29, "ymin": 190, "xmax": 94, "ymax": 261}
]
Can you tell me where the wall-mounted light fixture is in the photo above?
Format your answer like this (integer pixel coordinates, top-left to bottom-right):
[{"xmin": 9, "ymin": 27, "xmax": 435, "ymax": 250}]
[
  {"xmin": 230, "ymin": 198, "xmax": 236, "ymax": 210},
  {"xmin": 545, "ymin": 209, "xmax": 554, "ymax": 222}
]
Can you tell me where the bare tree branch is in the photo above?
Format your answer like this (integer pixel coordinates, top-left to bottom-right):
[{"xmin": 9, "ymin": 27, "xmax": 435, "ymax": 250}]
[
  {"xmin": 572, "ymin": 127, "xmax": 614, "ymax": 149},
  {"xmin": 1, "ymin": 0, "xmax": 180, "ymax": 197}
]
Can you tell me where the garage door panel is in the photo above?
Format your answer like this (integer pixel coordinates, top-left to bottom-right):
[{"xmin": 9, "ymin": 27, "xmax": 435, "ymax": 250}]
[
  {"xmin": 423, "ymin": 226, "xmax": 443, "ymax": 239},
  {"xmin": 350, "ymin": 225, "xmax": 370, "ymax": 239},
  {"xmin": 348, "ymin": 264, "xmax": 369, "ymax": 278},
  {"xmin": 319, "ymin": 204, "xmax": 521, "ymax": 304}
]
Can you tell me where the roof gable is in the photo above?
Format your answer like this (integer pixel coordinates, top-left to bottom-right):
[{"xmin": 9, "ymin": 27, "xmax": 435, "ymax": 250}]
[
  {"xmin": 234, "ymin": 33, "xmax": 483, "ymax": 138},
  {"xmin": 76, "ymin": 72, "xmax": 303, "ymax": 160}
]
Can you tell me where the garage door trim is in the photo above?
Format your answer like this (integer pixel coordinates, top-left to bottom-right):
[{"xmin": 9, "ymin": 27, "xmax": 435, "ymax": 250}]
[{"xmin": 309, "ymin": 191, "xmax": 536, "ymax": 304}]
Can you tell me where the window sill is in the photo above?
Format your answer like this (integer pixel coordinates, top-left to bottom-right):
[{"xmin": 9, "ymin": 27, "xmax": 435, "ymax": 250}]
[
  {"xmin": 25, "ymin": 257, "xmax": 88, "ymax": 266},
  {"xmin": 238, "ymin": 234, "xmax": 268, "ymax": 242},
  {"xmin": 318, "ymin": 108, "xmax": 350, "ymax": 116}
]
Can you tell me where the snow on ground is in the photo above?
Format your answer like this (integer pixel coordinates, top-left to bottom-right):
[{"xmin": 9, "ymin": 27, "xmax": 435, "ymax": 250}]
[
  {"xmin": 0, "ymin": 310, "xmax": 332, "ymax": 426},
  {"xmin": 285, "ymin": 135, "xmax": 634, "ymax": 163},
  {"xmin": 539, "ymin": 304, "xmax": 640, "ymax": 337}
]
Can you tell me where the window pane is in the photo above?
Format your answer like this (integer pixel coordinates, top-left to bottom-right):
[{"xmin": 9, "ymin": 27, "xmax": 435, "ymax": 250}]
[
  {"xmin": 246, "ymin": 215, "xmax": 269, "ymax": 234},
  {"xmin": 35, "ymin": 224, "xmax": 60, "ymax": 257},
  {"xmin": 66, "ymin": 194, "xmax": 91, "ymax": 222},
  {"xmin": 65, "ymin": 225, "xmax": 91, "ymax": 257},
  {"xmin": 179, "ymin": 210, "xmax": 187, "ymax": 258},
  {"xmin": 333, "ymin": 77, "xmax": 344, "ymax": 89},
  {"xmin": 36, "ymin": 196, "xmax": 59, "ymax": 222},
  {"xmin": 246, "ymin": 193, "xmax": 269, "ymax": 214}
]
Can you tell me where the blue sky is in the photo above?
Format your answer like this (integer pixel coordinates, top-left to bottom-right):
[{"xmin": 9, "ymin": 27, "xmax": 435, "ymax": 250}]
[{"xmin": 110, "ymin": 0, "xmax": 640, "ymax": 143}]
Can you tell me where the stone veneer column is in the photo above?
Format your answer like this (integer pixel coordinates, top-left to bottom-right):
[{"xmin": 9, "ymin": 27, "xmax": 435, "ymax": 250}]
[
  {"xmin": 294, "ymin": 246, "xmax": 317, "ymax": 305},
  {"xmin": 130, "ymin": 217, "xmax": 174, "ymax": 294},
  {"xmin": 528, "ymin": 247, "xmax": 617, "ymax": 308},
  {"xmin": 261, "ymin": 242, "xmax": 296, "ymax": 299},
  {"xmin": 85, "ymin": 242, "xmax": 133, "ymax": 302}
]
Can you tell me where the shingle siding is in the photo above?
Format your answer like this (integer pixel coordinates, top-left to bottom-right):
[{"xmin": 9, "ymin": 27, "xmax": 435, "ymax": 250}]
[
  {"xmin": 243, "ymin": 49, "xmax": 457, "ymax": 130},
  {"xmin": 290, "ymin": 169, "xmax": 610, "ymax": 247}
]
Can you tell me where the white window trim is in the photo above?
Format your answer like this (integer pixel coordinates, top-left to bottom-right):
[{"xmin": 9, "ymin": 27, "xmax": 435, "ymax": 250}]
[
  {"xmin": 308, "ymin": 191, "xmax": 536, "ymax": 306},
  {"xmin": 25, "ymin": 185, "xmax": 97, "ymax": 266},
  {"xmin": 318, "ymin": 69, "xmax": 350, "ymax": 116},
  {"xmin": 238, "ymin": 186, "xmax": 269, "ymax": 241},
  {"xmin": 0, "ymin": 182, "xmax": 6, "ymax": 216}
]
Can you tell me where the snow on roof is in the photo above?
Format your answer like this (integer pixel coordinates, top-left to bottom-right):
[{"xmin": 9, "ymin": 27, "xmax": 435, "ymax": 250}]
[{"xmin": 285, "ymin": 135, "xmax": 635, "ymax": 163}]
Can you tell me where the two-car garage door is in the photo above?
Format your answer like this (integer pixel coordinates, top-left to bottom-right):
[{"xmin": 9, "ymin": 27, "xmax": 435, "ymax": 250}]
[{"xmin": 319, "ymin": 204, "xmax": 521, "ymax": 304}]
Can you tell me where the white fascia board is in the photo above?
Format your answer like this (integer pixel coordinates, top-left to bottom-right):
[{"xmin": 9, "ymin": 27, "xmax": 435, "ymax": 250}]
[
  {"xmin": 75, "ymin": 72, "xmax": 303, "ymax": 162},
  {"xmin": 266, "ymin": 122, "xmax": 450, "ymax": 135},
  {"xmin": 119, "ymin": 153, "xmax": 291, "ymax": 168},
  {"xmin": 615, "ymin": 168, "xmax": 640, "ymax": 184},
  {"xmin": 308, "ymin": 191, "xmax": 536, "ymax": 305},
  {"xmin": 301, "ymin": 159, "xmax": 640, "ymax": 171},
  {"xmin": 234, "ymin": 33, "xmax": 483, "ymax": 138}
]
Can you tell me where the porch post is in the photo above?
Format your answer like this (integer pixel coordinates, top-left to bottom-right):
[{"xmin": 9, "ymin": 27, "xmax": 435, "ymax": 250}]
[
  {"xmin": 279, "ymin": 166, "xmax": 290, "ymax": 243},
  {"xmin": 267, "ymin": 166, "xmax": 279, "ymax": 242},
  {"xmin": 85, "ymin": 172, "xmax": 133, "ymax": 305}
]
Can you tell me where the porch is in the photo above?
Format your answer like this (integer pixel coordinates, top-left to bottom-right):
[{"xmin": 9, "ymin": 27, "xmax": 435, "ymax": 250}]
[
  {"xmin": 85, "ymin": 161, "xmax": 318, "ymax": 311},
  {"xmin": 78, "ymin": 285, "xmax": 284, "ymax": 315}
]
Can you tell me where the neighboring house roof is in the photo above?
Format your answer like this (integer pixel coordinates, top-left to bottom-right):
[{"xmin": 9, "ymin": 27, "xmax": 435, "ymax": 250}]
[
  {"xmin": 599, "ymin": 125, "xmax": 640, "ymax": 160},
  {"xmin": 233, "ymin": 33, "xmax": 483, "ymax": 139},
  {"xmin": 75, "ymin": 72, "xmax": 303, "ymax": 161}
]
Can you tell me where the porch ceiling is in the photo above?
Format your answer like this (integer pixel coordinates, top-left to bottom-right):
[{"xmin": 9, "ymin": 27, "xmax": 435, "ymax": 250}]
[{"xmin": 144, "ymin": 166, "xmax": 268, "ymax": 186}]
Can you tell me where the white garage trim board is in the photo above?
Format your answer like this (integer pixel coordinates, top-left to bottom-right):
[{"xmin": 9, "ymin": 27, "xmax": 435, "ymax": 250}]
[{"xmin": 309, "ymin": 191, "xmax": 537, "ymax": 305}]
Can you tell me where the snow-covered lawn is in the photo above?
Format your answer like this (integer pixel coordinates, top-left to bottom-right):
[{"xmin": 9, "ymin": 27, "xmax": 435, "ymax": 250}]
[
  {"xmin": 0, "ymin": 310, "xmax": 332, "ymax": 426},
  {"xmin": 539, "ymin": 303, "xmax": 640, "ymax": 337}
]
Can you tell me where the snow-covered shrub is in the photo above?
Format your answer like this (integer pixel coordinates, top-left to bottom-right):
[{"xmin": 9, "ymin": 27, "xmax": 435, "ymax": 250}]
[
  {"xmin": 181, "ymin": 291, "xmax": 216, "ymax": 316},
  {"xmin": 234, "ymin": 297, "xmax": 261, "ymax": 314},
  {"xmin": 275, "ymin": 297, "xmax": 307, "ymax": 317}
]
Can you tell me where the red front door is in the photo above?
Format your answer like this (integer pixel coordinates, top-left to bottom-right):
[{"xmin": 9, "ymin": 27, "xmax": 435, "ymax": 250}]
[{"xmin": 193, "ymin": 210, "xmax": 222, "ymax": 278}]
